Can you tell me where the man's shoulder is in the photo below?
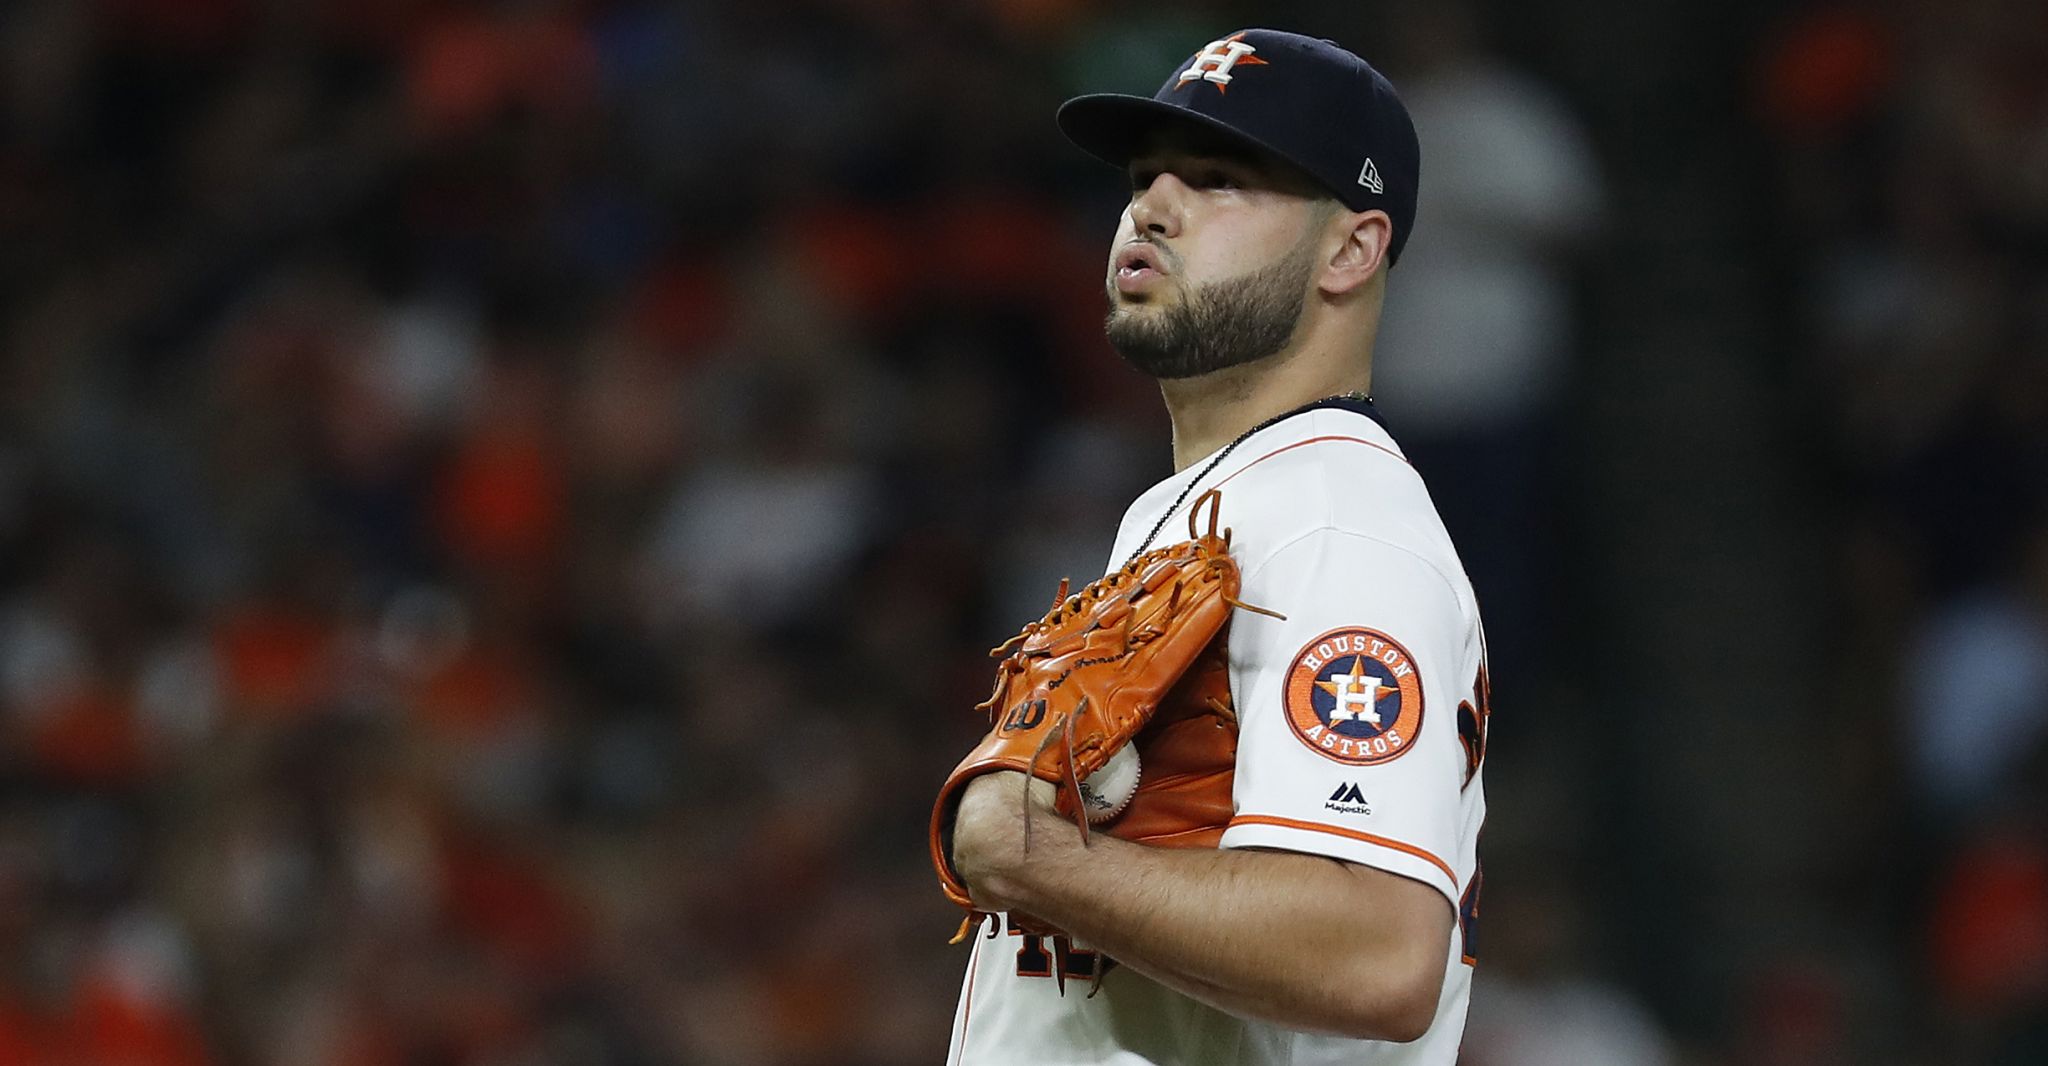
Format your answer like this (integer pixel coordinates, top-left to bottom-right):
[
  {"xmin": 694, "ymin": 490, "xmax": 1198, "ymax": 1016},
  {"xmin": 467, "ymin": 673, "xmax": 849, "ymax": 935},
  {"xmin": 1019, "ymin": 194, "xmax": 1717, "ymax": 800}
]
[
  {"xmin": 1110, "ymin": 404, "xmax": 1462, "ymax": 587},
  {"xmin": 1208, "ymin": 409, "xmax": 1457, "ymax": 579}
]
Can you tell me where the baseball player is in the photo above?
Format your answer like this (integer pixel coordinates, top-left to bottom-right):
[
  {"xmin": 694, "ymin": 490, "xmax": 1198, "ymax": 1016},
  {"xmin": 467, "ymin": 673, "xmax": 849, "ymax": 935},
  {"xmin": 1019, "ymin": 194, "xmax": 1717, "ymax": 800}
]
[{"xmin": 934, "ymin": 29, "xmax": 1488, "ymax": 1065}]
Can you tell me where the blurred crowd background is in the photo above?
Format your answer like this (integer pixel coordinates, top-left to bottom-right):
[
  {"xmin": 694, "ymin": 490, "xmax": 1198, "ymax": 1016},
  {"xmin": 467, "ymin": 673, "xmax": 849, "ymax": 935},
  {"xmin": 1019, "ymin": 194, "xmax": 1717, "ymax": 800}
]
[{"xmin": 0, "ymin": 0, "xmax": 2043, "ymax": 1063}]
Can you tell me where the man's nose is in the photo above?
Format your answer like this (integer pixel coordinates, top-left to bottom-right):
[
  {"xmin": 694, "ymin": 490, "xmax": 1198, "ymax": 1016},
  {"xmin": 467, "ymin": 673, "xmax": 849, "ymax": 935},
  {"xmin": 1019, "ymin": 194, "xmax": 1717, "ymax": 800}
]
[{"xmin": 1127, "ymin": 172, "xmax": 1187, "ymax": 239}]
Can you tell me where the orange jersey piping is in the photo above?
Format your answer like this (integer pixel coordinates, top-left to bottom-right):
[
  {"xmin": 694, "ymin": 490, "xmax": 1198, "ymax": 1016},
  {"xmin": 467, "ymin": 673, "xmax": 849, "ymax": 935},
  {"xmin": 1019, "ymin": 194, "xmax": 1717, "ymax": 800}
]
[
  {"xmin": 954, "ymin": 927, "xmax": 981, "ymax": 1062},
  {"xmin": 1227, "ymin": 814, "xmax": 1457, "ymax": 889},
  {"xmin": 1212, "ymin": 434, "xmax": 1410, "ymax": 493}
]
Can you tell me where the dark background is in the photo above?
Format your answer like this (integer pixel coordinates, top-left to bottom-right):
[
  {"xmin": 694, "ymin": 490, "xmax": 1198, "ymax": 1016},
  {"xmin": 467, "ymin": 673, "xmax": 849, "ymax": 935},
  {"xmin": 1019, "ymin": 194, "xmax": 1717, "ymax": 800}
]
[{"xmin": 0, "ymin": 0, "xmax": 2044, "ymax": 1063}]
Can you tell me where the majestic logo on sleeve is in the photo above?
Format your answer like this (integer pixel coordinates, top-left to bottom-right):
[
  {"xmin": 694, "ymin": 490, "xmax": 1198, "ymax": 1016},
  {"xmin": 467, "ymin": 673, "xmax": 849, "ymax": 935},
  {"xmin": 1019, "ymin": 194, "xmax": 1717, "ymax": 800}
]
[
  {"xmin": 1176, "ymin": 33, "xmax": 1268, "ymax": 93},
  {"xmin": 1283, "ymin": 628, "xmax": 1424, "ymax": 765}
]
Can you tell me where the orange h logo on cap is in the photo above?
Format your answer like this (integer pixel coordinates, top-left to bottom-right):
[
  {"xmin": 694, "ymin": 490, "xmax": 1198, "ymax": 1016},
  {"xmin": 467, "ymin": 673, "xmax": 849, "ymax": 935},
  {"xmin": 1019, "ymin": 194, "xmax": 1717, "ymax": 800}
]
[{"xmin": 1176, "ymin": 33, "xmax": 1270, "ymax": 92}]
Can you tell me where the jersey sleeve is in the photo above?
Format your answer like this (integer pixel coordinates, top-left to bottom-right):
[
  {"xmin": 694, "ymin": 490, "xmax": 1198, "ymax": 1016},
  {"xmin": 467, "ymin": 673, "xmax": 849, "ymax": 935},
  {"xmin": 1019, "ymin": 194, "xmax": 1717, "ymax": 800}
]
[{"xmin": 1218, "ymin": 528, "xmax": 1473, "ymax": 908}]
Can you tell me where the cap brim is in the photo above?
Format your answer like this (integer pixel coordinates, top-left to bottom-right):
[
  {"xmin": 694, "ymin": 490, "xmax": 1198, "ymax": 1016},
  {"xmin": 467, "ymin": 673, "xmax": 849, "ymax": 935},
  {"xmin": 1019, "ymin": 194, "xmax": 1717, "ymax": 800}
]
[{"xmin": 1056, "ymin": 93, "xmax": 1305, "ymax": 176}]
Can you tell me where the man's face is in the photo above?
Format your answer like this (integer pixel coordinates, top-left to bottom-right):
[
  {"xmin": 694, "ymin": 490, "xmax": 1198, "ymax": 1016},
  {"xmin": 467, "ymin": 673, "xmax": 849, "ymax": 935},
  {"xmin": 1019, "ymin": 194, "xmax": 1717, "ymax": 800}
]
[{"xmin": 1103, "ymin": 129, "xmax": 1332, "ymax": 380}]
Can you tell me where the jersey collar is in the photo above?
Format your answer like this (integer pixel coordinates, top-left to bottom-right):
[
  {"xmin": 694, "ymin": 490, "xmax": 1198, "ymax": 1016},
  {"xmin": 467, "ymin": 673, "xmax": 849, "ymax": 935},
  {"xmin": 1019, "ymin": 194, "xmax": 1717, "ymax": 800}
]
[
  {"xmin": 1233, "ymin": 392, "xmax": 1389, "ymax": 443},
  {"xmin": 1287, "ymin": 392, "xmax": 1386, "ymax": 430},
  {"xmin": 1174, "ymin": 391, "xmax": 1396, "ymax": 487}
]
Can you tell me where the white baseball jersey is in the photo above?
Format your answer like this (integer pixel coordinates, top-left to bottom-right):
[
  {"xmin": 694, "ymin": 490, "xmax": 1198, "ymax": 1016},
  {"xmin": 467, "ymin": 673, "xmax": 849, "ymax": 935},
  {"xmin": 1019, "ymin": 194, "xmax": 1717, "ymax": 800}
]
[{"xmin": 948, "ymin": 397, "xmax": 1488, "ymax": 1065}]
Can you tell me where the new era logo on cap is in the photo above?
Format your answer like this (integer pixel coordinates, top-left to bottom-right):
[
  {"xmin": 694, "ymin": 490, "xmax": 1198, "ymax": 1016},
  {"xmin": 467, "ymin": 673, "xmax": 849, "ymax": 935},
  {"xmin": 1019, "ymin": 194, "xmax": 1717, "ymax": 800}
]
[{"xmin": 1055, "ymin": 28, "xmax": 1422, "ymax": 265}]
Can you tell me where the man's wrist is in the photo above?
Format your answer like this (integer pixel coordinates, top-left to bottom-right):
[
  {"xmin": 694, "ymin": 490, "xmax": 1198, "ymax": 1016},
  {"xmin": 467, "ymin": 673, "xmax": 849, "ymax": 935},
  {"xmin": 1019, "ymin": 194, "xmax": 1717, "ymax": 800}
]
[{"xmin": 952, "ymin": 772, "xmax": 1059, "ymax": 908}]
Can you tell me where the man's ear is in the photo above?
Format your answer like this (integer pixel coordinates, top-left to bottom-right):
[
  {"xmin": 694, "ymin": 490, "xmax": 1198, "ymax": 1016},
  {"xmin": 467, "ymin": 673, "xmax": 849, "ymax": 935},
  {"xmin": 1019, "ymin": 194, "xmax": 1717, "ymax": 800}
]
[{"xmin": 1318, "ymin": 210, "xmax": 1393, "ymax": 296}]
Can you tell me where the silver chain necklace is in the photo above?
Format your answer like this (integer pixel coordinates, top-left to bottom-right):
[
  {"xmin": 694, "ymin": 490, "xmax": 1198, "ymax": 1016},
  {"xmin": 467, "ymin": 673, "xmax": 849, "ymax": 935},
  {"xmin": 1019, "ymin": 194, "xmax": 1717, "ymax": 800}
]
[{"xmin": 1123, "ymin": 392, "xmax": 1371, "ymax": 565}]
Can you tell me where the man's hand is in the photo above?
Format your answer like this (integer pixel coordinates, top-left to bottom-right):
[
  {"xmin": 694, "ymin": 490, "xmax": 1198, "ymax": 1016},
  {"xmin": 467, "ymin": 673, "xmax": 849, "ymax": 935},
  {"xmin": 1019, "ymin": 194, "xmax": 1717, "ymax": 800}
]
[{"xmin": 950, "ymin": 771, "xmax": 1057, "ymax": 911}]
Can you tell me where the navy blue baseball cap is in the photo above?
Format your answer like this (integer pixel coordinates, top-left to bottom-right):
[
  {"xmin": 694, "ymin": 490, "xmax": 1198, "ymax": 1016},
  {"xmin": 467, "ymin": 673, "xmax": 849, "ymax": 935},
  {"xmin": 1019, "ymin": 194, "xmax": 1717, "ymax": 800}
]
[{"xmin": 1058, "ymin": 29, "xmax": 1421, "ymax": 265}]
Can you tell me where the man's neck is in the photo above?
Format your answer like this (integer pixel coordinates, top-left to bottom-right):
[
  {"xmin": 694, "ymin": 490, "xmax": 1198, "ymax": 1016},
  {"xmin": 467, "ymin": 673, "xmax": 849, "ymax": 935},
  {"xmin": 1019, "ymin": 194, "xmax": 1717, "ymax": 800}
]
[{"xmin": 1158, "ymin": 351, "xmax": 1372, "ymax": 472}]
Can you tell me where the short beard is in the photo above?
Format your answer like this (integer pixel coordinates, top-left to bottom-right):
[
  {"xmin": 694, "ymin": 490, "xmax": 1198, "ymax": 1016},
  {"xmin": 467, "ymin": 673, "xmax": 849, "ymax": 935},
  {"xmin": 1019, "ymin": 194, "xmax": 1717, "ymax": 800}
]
[{"xmin": 1103, "ymin": 230, "xmax": 1320, "ymax": 381}]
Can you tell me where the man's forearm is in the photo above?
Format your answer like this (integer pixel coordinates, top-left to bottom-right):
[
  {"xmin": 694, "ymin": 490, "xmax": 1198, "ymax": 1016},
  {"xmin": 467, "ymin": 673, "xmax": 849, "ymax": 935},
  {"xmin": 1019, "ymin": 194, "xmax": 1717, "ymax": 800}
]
[
  {"xmin": 986, "ymin": 826, "xmax": 1405, "ymax": 1035},
  {"xmin": 953, "ymin": 773, "xmax": 1448, "ymax": 1041}
]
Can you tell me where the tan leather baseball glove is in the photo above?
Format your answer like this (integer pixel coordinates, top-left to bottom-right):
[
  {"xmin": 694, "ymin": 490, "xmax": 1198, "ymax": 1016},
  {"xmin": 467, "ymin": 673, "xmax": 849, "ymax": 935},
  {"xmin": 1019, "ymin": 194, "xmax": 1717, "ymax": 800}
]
[{"xmin": 929, "ymin": 489, "xmax": 1278, "ymax": 937}]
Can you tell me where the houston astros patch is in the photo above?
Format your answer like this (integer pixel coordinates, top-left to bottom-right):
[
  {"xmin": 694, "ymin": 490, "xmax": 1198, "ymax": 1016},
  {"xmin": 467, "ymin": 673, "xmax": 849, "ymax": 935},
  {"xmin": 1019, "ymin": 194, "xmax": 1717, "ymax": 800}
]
[{"xmin": 1283, "ymin": 627, "xmax": 1424, "ymax": 765}]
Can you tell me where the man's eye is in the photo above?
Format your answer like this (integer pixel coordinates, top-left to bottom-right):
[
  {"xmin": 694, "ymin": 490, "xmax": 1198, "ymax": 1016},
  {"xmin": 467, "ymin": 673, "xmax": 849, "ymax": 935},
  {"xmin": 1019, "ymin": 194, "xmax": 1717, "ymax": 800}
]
[{"xmin": 1128, "ymin": 167, "xmax": 1240, "ymax": 192}]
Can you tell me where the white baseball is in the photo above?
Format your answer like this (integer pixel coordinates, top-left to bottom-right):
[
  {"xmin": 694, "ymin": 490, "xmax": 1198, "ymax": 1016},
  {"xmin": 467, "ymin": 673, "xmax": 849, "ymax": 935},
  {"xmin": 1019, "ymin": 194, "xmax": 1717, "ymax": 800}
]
[{"xmin": 1077, "ymin": 745, "xmax": 1141, "ymax": 823}]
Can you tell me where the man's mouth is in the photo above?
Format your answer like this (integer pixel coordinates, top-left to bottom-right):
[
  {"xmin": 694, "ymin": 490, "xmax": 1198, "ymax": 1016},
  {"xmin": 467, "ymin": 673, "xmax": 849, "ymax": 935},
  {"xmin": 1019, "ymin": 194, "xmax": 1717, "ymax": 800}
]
[{"xmin": 1113, "ymin": 243, "xmax": 1169, "ymax": 293}]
